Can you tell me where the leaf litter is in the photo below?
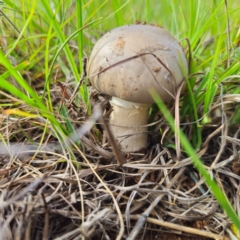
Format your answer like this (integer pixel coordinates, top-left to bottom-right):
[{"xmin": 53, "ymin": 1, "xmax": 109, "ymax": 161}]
[{"xmin": 0, "ymin": 83, "xmax": 240, "ymax": 240}]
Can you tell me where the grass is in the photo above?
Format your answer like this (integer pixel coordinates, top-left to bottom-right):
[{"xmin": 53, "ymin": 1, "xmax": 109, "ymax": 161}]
[{"xmin": 0, "ymin": 0, "xmax": 240, "ymax": 239}]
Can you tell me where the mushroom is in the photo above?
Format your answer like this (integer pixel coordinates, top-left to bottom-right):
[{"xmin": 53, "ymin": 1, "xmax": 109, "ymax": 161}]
[{"xmin": 87, "ymin": 24, "xmax": 188, "ymax": 152}]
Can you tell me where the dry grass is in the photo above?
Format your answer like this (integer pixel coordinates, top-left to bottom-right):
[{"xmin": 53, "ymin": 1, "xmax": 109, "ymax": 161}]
[{"xmin": 0, "ymin": 83, "xmax": 240, "ymax": 240}]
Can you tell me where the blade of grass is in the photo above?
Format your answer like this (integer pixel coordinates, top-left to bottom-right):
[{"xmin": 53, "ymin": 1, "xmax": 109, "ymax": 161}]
[
  {"xmin": 39, "ymin": 0, "xmax": 79, "ymax": 83},
  {"xmin": 0, "ymin": 49, "xmax": 67, "ymax": 135},
  {"xmin": 217, "ymin": 61, "xmax": 240, "ymax": 84},
  {"xmin": 203, "ymin": 35, "xmax": 223, "ymax": 117},
  {"xmin": 190, "ymin": 1, "xmax": 224, "ymax": 50},
  {"xmin": 76, "ymin": 0, "xmax": 91, "ymax": 115},
  {"xmin": 43, "ymin": 20, "xmax": 99, "ymax": 113},
  {"xmin": 104, "ymin": 0, "xmax": 131, "ymax": 24},
  {"xmin": 112, "ymin": 0, "xmax": 124, "ymax": 26},
  {"xmin": 151, "ymin": 89, "xmax": 240, "ymax": 230},
  {"xmin": 145, "ymin": 0, "xmax": 150, "ymax": 22},
  {"xmin": 4, "ymin": 0, "xmax": 35, "ymax": 56},
  {"xmin": 84, "ymin": 0, "xmax": 108, "ymax": 24},
  {"xmin": 189, "ymin": 0, "xmax": 200, "ymax": 39},
  {"xmin": 76, "ymin": 0, "xmax": 83, "ymax": 72},
  {"xmin": 181, "ymin": 74, "xmax": 202, "ymax": 149},
  {"xmin": 0, "ymin": 49, "xmax": 45, "ymax": 109}
]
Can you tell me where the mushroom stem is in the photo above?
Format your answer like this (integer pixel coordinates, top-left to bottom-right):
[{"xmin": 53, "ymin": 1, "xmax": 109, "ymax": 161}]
[{"xmin": 109, "ymin": 97, "xmax": 151, "ymax": 152}]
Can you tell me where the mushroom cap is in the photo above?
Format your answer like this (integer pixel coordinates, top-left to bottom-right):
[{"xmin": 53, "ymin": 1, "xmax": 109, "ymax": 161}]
[{"xmin": 88, "ymin": 24, "xmax": 188, "ymax": 104}]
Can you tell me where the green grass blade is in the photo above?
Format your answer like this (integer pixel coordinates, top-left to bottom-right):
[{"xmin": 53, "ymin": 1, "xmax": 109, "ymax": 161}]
[
  {"xmin": 203, "ymin": 35, "xmax": 223, "ymax": 116},
  {"xmin": 39, "ymin": 0, "xmax": 79, "ymax": 83},
  {"xmin": 151, "ymin": 90, "xmax": 240, "ymax": 230},
  {"xmin": 112, "ymin": 0, "xmax": 124, "ymax": 26},
  {"xmin": 0, "ymin": 49, "xmax": 45, "ymax": 109},
  {"xmin": 76, "ymin": 0, "xmax": 84, "ymax": 72}
]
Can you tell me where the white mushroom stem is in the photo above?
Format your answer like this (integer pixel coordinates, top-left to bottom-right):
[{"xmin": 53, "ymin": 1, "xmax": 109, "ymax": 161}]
[{"xmin": 109, "ymin": 97, "xmax": 151, "ymax": 152}]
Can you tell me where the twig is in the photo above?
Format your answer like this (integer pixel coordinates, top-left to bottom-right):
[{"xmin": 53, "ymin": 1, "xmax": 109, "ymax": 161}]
[
  {"xmin": 69, "ymin": 57, "xmax": 87, "ymax": 105},
  {"xmin": 130, "ymin": 215, "xmax": 230, "ymax": 240},
  {"xmin": 175, "ymin": 80, "xmax": 186, "ymax": 161},
  {"xmin": 100, "ymin": 114, "xmax": 125, "ymax": 165},
  {"xmin": 127, "ymin": 167, "xmax": 186, "ymax": 240},
  {"xmin": 41, "ymin": 194, "xmax": 49, "ymax": 240}
]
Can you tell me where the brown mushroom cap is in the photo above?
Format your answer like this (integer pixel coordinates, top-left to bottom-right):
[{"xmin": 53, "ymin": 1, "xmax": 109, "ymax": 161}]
[{"xmin": 88, "ymin": 24, "xmax": 188, "ymax": 104}]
